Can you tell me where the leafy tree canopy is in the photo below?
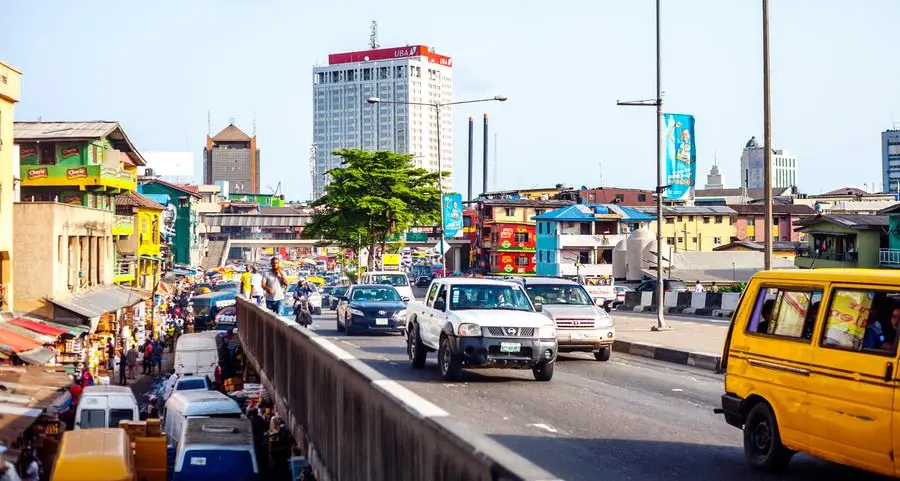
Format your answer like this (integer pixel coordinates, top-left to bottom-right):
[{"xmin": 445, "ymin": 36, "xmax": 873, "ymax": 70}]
[{"xmin": 303, "ymin": 149, "xmax": 444, "ymax": 267}]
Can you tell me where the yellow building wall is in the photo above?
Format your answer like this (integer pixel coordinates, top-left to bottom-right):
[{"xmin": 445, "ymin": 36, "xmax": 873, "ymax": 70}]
[
  {"xmin": 649, "ymin": 215, "xmax": 737, "ymax": 252},
  {"xmin": 0, "ymin": 61, "xmax": 21, "ymax": 311},
  {"xmin": 490, "ymin": 206, "xmax": 541, "ymax": 224}
]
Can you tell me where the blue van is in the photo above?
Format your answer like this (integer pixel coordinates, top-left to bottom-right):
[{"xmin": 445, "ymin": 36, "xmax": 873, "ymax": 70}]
[
  {"xmin": 191, "ymin": 291, "xmax": 236, "ymax": 330},
  {"xmin": 174, "ymin": 417, "xmax": 258, "ymax": 481}
]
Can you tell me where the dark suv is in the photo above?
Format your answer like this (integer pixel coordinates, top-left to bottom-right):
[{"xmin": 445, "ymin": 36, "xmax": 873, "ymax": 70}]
[{"xmin": 635, "ymin": 279, "xmax": 688, "ymax": 293}]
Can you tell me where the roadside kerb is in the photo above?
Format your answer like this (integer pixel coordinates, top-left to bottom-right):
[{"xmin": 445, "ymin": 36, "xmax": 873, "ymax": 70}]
[
  {"xmin": 618, "ymin": 291, "xmax": 738, "ymax": 318},
  {"xmin": 238, "ymin": 299, "xmax": 562, "ymax": 481},
  {"xmin": 612, "ymin": 339, "xmax": 721, "ymax": 371}
]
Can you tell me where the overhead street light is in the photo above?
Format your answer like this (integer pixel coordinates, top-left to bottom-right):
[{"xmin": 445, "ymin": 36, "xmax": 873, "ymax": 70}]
[{"xmin": 366, "ymin": 94, "xmax": 508, "ymax": 274}]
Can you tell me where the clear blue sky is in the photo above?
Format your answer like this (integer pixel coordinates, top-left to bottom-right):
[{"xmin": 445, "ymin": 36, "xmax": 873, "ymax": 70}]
[{"xmin": 4, "ymin": 0, "xmax": 899, "ymax": 200}]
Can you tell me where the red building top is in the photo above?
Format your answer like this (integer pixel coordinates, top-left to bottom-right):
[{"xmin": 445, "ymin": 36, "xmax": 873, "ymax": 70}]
[{"xmin": 328, "ymin": 45, "xmax": 452, "ymax": 67}]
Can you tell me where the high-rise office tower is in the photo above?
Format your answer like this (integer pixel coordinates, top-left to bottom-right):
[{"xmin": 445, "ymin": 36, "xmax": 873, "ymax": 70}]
[
  {"xmin": 311, "ymin": 45, "xmax": 453, "ymax": 199},
  {"xmin": 204, "ymin": 122, "xmax": 259, "ymax": 194}
]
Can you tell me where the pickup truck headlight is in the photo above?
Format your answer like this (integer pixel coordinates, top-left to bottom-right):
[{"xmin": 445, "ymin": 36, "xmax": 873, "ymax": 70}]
[
  {"xmin": 538, "ymin": 325, "xmax": 557, "ymax": 339},
  {"xmin": 393, "ymin": 310, "xmax": 407, "ymax": 320},
  {"xmin": 349, "ymin": 308, "xmax": 365, "ymax": 317},
  {"xmin": 594, "ymin": 312, "xmax": 613, "ymax": 327},
  {"xmin": 457, "ymin": 323, "xmax": 482, "ymax": 337}
]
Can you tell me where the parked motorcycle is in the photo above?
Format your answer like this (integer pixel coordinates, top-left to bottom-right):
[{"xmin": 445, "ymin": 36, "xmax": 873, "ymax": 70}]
[{"xmin": 294, "ymin": 295, "xmax": 313, "ymax": 327}]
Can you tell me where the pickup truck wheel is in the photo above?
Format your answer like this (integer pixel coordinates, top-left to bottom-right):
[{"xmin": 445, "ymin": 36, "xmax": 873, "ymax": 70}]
[
  {"xmin": 532, "ymin": 361, "xmax": 555, "ymax": 381},
  {"xmin": 594, "ymin": 346, "xmax": 612, "ymax": 361},
  {"xmin": 408, "ymin": 324, "xmax": 427, "ymax": 369},
  {"xmin": 438, "ymin": 336, "xmax": 463, "ymax": 381}
]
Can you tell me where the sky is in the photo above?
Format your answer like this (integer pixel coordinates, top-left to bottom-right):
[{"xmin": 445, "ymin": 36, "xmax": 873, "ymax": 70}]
[{"xmin": 4, "ymin": 0, "xmax": 900, "ymax": 201}]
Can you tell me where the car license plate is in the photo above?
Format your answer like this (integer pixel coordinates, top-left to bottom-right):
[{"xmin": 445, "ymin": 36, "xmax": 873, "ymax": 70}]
[
  {"xmin": 375, "ymin": 318, "xmax": 389, "ymax": 326},
  {"xmin": 570, "ymin": 332, "xmax": 586, "ymax": 340},
  {"xmin": 500, "ymin": 342, "xmax": 521, "ymax": 353}
]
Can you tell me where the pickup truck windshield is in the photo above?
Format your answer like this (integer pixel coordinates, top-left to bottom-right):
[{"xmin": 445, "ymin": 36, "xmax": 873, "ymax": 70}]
[
  {"xmin": 370, "ymin": 274, "xmax": 409, "ymax": 287},
  {"xmin": 525, "ymin": 285, "xmax": 593, "ymax": 306},
  {"xmin": 450, "ymin": 285, "xmax": 533, "ymax": 311},
  {"xmin": 351, "ymin": 287, "xmax": 402, "ymax": 302}
]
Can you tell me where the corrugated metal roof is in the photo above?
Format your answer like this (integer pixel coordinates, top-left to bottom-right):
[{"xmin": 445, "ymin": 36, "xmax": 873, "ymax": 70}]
[
  {"xmin": 13, "ymin": 121, "xmax": 147, "ymax": 166},
  {"xmin": 635, "ymin": 206, "xmax": 737, "ymax": 215},
  {"xmin": 115, "ymin": 191, "xmax": 165, "ymax": 211},
  {"xmin": 795, "ymin": 213, "xmax": 888, "ymax": 230},
  {"xmin": 142, "ymin": 193, "xmax": 170, "ymax": 206},
  {"xmin": 202, "ymin": 214, "xmax": 309, "ymax": 227},
  {"xmin": 49, "ymin": 286, "xmax": 148, "ymax": 319},
  {"xmin": 532, "ymin": 204, "xmax": 594, "ymax": 221},
  {"xmin": 139, "ymin": 178, "xmax": 202, "ymax": 198}
]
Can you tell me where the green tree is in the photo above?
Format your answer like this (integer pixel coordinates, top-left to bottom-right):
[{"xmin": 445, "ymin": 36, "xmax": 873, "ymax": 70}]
[{"xmin": 303, "ymin": 149, "xmax": 443, "ymax": 269}]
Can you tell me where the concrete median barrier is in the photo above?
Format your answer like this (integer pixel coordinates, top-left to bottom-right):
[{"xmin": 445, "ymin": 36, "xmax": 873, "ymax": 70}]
[
  {"xmin": 616, "ymin": 291, "xmax": 739, "ymax": 319},
  {"xmin": 237, "ymin": 299, "xmax": 562, "ymax": 481}
]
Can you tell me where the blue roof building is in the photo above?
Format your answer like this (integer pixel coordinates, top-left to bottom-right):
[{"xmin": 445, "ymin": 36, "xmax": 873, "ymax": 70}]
[{"xmin": 532, "ymin": 204, "xmax": 655, "ymax": 277}]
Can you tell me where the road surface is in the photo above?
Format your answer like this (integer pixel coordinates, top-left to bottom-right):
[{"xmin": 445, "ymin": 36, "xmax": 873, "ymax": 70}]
[{"xmin": 303, "ymin": 308, "xmax": 887, "ymax": 481}]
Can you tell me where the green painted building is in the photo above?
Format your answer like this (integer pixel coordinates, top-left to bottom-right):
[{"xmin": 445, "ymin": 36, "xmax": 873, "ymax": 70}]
[
  {"xmin": 793, "ymin": 213, "xmax": 888, "ymax": 269},
  {"xmin": 228, "ymin": 192, "xmax": 284, "ymax": 207},
  {"xmin": 138, "ymin": 179, "xmax": 201, "ymax": 266}
]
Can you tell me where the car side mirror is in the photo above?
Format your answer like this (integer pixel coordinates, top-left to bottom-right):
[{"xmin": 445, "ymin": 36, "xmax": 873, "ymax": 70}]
[
  {"xmin": 433, "ymin": 300, "xmax": 446, "ymax": 311},
  {"xmin": 534, "ymin": 303, "xmax": 543, "ymax": 312}
]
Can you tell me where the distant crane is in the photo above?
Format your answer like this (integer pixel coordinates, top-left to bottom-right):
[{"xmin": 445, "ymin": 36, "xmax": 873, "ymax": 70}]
[{"xmin": 266, "ymin": 182, "xmax": 282, "ymax": 196}]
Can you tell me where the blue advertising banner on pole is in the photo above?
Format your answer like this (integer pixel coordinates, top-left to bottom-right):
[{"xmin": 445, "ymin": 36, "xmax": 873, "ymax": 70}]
[
  {"xmin": 663, "ymin": 113, "xmax": 697, "ymax": 200},
  {"xmin": 442, "ymin": 193, "xmax": 463, "ymax": 238}
]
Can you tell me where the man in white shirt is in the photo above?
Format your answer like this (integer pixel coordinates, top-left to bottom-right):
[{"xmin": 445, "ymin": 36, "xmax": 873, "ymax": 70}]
[
  {"xmin": 250, "ymin": 266, "xmax": 265, "ymax": 305},
  {"xmin": 694, "ymin": 281, "xmax": 704, "ymax": 293}
]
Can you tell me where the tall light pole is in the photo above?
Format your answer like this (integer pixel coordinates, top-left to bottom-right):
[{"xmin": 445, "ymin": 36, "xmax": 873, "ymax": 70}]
[
  {"xmin": 367, "ymin": 95, "xmax": 508, "ymax": 274},
  {"xmin": 762, "ymin": 0, "xmax": 774, "ymax": 270},
  {"xmin": 617, "ymin": 0, "xmax": 668, "ymax": 331}
]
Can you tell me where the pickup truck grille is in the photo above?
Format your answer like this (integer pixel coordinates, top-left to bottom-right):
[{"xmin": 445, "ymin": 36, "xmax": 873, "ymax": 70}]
[
  {"xmin": 485, "ymin": 327, "xmax": 536, "ymax": 337},
  {"xmin": 555, "ymin": 318, "xmax": 596, "ymax": 330}
]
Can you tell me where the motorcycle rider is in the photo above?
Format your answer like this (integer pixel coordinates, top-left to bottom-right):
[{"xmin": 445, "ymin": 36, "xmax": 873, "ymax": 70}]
[{"xmin": 293, "ymin": 279, "xmax": 315, "ymax": 326}]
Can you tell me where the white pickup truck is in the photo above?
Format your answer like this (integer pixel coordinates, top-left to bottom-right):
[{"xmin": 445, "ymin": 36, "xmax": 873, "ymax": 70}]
[{"xmin": 404, "ymin": 278, "xmax": 559, "ymax": 381}]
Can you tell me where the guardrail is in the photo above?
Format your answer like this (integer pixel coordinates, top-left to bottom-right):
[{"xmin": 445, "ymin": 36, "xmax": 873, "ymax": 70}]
[{"xmin": 237, "ymin": 298, "xmax": 562, "ymax": 481}]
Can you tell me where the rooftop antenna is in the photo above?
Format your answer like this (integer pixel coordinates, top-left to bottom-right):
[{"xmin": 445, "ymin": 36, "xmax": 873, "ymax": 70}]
[
  {"xmin": 369, "ymin": 21, "xmax": 380, "ymax": 49},
  {"xmin": 252, "ymin": 111, "xmax": 257, "ymax": 136},
  {"xmin": 713, "ymin": 150, "xmax": 718, "ymax": 166},
  {"xmin": 207, "ymin": 111, "xmax": 211, "ymax": 136},
  {"xmin": 228, "ymin": 117, "xmax": 236, "ymax": 125}
]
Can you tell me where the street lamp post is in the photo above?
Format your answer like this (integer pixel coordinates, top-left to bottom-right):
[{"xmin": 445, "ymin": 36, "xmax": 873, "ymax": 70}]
[
  {"xmin": 617, "ymin": 0, "xmax": 668, "ymax": 331},
  {"xmin": 367, "ymin": 95, "xmax": 507, "ymax": 274},
  {"xmin": 762, "ymin": 0, "xmax": 774, "ymax": 271}
]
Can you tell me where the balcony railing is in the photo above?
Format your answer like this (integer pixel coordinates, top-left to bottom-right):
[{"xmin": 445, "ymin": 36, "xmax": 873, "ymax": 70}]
[
  {"xmin": 114, "ymin": 259, "xmax": 136, "ymax": 283},
  {"xmin": 794, "ymin": 250, "xmax": 858, "ymax": 269},
  {"xmin": 21, "ymin": 164, "xmax": 137, "ymax": 191},
  {"xmin": 558, "ymin": 233, "xmax": 626, "ymax": 249},
  {"xmin": 880, "ymin": 249, "xmax": 900, "ymax": 268},
  {"xmin": 112, "ymin": 214, "xmax": 134, "ymax": 236}
]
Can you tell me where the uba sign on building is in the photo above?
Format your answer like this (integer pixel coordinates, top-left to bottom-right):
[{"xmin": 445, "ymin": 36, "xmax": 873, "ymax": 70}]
[{"xmin": 328, "ymin": 45, "xmax": 452, "ymax": 67}]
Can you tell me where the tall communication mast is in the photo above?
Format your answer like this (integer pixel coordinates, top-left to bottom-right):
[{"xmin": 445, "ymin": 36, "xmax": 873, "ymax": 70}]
[{"xmin": 369, "ymin": 21, "xmax": 379, "ymax": 49}]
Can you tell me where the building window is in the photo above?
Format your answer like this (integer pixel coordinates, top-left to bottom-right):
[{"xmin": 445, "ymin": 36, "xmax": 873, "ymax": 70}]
[
  {"xmin": 687, "ymin": 216, "xmax": 694, "ymax": 221},
  {"xmin": 747, "ymin": 287, "xmax": 823, "ymax": 339},
  {"xmin": 676, "ymin": 216, "xmax": 683, "ymax": 222},
  {"xmin": 703, "ymin": 216, "xmax": 710, "ymax": 224},
  {"xmin": 714, "ymin": 237, "xmax": 722, "ymax": 244},
  {"xmin": 505, "ymin": 208, "xmax": 515, "ymax": 217},
  {"xmin": 677, "ymin": 237, "xmax": 683, "ymax": 244},
  {"xmin": 667, "ymin": 237, "xmax": 675, "ymax": 245},
  {"xmin": 715, "ymin": 216, "xmax": 723, "ymax": 223},
  {"xmin": 579, "ymin": 251, "xmax": 590, "ymax": 264},
  {"xmin": 514, "ymin": 232, "xmax": 529, "ymax": 243},
  {"xmin": 615, "ymin": 194, "xmax": 624, "ymax": 202},
  {"xmin": 515, "ymin": 256, "xmax": 529, "ymax": 267},
  {"xmin": 538, "ymin": 223, "xmax": 543, "ymax": 234},
  {"xmin": 665, "ymin": 218, "xmax": 674, "ymax": 224},
  {"xmin": 773, "ymin": 217, "xmax": 780, "ymax": 225},
  {"xmin": 538, "ymin": 251, "xmax": 543, "ymax": 262},
  {"xmin": 638, "ymin": 194, "xmax": 647, "ymax": 202},
  {"xmin": 691, "ymin": 237, "xmax": 698, "ymax": 244},
  {"xmin": 535, "ymin": 209, "xmax": 545, "ymax": 215}
]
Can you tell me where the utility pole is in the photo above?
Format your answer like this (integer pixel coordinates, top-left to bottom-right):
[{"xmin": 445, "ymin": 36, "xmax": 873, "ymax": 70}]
[
  {"xmin": 762, "ymin": 0, "xmax": 773, "ymax": 270},
  {"xmin": 616, "ymin": 0, "xmax": 667, "ymax": 331}
]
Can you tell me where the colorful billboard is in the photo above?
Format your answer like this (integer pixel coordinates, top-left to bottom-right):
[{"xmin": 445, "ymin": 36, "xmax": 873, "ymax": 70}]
[
  {"xmin": 493, "ymin": 252, "xmax": 536, "ymax": 275},
  {"xmin": 494, "ymin": 224, "xmax": 536, "ymax": 251},
  {"xmin": 442, "ymin": 193, "xmax": 463, "ymax": 238},
  {"xmin": 664, "ymin": 113, "xmax": 697, "ymax": 201}
]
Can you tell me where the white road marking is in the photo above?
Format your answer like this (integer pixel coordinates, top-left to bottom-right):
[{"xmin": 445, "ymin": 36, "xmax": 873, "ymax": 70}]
[
  {"xmin": 372, "ymin": 380, "xmax": 449, "ymax": 418},
  {"xmin": 311, "ymin": 337, "xmax": 355, "ymax": 360},
  {"xmin": 340, "ymin": 340, "xmax": 360, "ymax": 349},
  {"xmin": 527, "ymin": 423, "xmax": 558, "ymax": 434}
]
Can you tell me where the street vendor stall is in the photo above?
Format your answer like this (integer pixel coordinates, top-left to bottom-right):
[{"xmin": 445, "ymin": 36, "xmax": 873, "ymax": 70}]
[{"xmin": 0, "ymin": 366, "xmax": 73, "ymax": 468}]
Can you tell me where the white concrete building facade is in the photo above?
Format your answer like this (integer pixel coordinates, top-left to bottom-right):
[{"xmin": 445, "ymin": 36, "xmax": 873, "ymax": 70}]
[
  {"xmin": 312, "ymin": 45, "xmax": 453, "ymax": 199},
  {"xmin": 740, "ymin": 136, "xmax": 798, "ymax": 190}
]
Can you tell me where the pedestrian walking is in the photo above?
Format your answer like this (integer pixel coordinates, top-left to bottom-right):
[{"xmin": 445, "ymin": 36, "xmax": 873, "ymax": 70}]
[
  {"xmin": 693, "ymin": 281, "xmax": 704, "ymax": 293},
  {"xmin": 118, "ymin": 350, "xmax": 128, "ymax": 386},
  {"xmin": 241, "ymin": 268, "xmax": 252, "ymax": 299},
  {"xmin": 250, "ymin": 266, "xmax": 265, "ymax": 305},
  {"xmin": 142, "ymin": 341, "xmax": 153, "ymax": 374},
  {"xmin": 152, "ymin": 339, "xmax": 164, "ymax": 375},
  {"xmin": 126, "ymin": 344, "xmax": 138, "ymax": 379},
  {"xmin": 262, "ymin": 258, "xmax": 288, "ymax": 314},
  {"xmin": 106, "ymin": 340, "xmax": 115, "ymax": 373},
  {"xmin": 709, "ymin": 281, "xmax": 719, "ymax": 293}
]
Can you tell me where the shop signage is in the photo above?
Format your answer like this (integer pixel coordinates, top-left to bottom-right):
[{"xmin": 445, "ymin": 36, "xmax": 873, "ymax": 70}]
[
  {"xmin": 27, "ymin": 167, "xmax": 48, "ymax": 180},
  {"xmin": 66, "ymin": 167, "xmax": 88, "ymax": 179},
  {"xmin": 19, "ymin": 145, "xmax": 36, "ymax": 158},
  {"xmin": 60, "ymin": 146, "xmax": 80, "ymax": 159}
]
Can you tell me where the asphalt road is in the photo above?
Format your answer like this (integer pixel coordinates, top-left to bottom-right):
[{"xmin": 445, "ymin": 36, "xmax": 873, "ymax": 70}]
[{"xmin": 306, "ymin": 306, "xmax": 888, "ymax": 481}]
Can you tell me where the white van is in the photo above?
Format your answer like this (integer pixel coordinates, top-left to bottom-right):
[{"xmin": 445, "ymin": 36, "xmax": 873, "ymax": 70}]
[
  {"xmin": 361, "ymin": 271, "xmax": 414, "ymax": 302},
  {"xmin": 163, "ymin": 390, "xmax": 242, "ymax": 447},
  {"xmin": 174, "ymin": 418, "xmax": 258, "ymax": 480},
  {"xmin": 174, "ymin": 332, "xmax": 220, "ymax": 379},
  {"xmin": 75, "ymin": 385, "xmax": 139, "ymax": 430}
]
